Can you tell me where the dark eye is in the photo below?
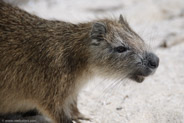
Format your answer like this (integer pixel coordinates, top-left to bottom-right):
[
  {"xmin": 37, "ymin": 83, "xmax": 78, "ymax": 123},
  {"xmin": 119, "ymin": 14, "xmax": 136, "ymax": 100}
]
[{"xmin": 115, "ymin": 46, "xmax": 128, "ymax": 53}]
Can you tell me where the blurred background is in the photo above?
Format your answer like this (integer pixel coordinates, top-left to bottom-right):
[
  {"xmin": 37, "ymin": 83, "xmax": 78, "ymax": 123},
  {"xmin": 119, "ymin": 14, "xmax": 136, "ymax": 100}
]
[{"xmin": 5, "ymin": 0, "xmax": 184, "ymax": 123}]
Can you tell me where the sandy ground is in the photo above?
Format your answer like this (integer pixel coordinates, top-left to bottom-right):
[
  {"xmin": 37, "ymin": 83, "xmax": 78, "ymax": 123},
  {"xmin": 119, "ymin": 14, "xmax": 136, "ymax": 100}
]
[{"xmin": 4, "ymin": 0, "xmax": 184, "ymax": 123}]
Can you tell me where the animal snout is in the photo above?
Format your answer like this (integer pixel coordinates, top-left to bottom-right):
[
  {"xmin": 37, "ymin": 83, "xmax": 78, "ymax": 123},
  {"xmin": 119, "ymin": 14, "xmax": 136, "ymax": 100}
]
[{"xmin": 146, "ymin": 53, "xmax": 159, "ymax": 69}]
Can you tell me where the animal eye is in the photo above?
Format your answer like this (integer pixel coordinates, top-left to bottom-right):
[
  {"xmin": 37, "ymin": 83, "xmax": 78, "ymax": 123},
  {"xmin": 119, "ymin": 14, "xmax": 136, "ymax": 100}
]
[{"xmin": 115, "ymin": 46, "xmax": 128, "ymax": 53}]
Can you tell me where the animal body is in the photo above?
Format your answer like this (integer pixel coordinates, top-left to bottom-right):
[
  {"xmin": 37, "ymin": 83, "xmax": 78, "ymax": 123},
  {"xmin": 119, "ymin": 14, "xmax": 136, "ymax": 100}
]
[{"xmin": 0, "ymin": 1, "xmax": 159, "ymax": 123}]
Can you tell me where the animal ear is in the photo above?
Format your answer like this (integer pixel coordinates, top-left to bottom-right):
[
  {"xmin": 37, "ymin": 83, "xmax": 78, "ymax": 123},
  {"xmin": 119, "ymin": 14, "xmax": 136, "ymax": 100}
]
[
  {"xmin": 91, "ymin": 22, "xmax": 107, "ymax": 41},
  {"xmin": 119, "ymin": 14, "xmax": 126, "ymax": 24}
]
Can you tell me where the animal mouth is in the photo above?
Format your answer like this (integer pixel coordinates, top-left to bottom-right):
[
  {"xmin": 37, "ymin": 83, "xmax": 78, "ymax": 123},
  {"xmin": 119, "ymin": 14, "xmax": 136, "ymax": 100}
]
[
  {"xmin": 129, "ymin": 70, "xmax": 152, "ymax": 83},
  {"xmin": 130, "ymin": 75, "xmax": 147, "ymax": 83}
]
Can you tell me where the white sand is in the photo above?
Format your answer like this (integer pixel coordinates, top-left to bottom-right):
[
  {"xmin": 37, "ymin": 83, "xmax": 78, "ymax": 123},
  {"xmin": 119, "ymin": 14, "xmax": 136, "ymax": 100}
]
[{"xmin": 6, "ymin": 0, "xmax": 184, "ymax": 123}]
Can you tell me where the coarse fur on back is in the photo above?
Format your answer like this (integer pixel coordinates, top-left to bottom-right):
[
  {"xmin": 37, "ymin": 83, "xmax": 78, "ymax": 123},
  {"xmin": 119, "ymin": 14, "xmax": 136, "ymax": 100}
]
[{"xmin": 0, "ymin": 1, "xmax": 159, "ymax": 123}]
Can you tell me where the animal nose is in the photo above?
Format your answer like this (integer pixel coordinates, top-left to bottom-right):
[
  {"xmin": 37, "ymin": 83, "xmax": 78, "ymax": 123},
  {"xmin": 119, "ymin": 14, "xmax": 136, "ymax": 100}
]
[{"xmin": 147, "ymin": 53, "xmax": 159, "ymax": 69}]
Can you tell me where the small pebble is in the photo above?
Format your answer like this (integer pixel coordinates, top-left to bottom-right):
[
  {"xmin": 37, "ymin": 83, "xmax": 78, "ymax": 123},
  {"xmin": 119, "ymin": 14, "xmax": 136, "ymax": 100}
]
[{"xmin": 116, "ymin": 107, "xmax": 122, "ymax": 110}]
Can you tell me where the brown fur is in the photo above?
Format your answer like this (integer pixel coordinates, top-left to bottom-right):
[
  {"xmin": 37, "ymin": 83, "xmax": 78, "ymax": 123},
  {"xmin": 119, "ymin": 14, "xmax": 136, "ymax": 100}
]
[{"xmin": 0, "ymin": 1, "xmax": 159, "ymax": 123}]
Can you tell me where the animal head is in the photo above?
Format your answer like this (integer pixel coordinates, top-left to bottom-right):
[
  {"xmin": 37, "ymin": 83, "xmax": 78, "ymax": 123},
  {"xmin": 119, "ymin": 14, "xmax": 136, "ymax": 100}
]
[{"xmin": 89, "ymin": 15, "xmax": 159, "ymax": 83}]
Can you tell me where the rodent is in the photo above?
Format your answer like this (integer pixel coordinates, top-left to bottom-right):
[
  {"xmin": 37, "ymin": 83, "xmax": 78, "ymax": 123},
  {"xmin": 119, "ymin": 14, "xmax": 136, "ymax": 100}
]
[{"xmin": 0, "ymin": 1, "xmax": 159, "ymax": 123}]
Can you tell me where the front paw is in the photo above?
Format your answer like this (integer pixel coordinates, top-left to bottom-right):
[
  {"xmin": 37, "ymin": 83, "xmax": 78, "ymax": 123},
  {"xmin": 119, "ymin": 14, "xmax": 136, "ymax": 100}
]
[{"xmin": 72, "ymin": 113, "xmax": 91, "ymax": 123}]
